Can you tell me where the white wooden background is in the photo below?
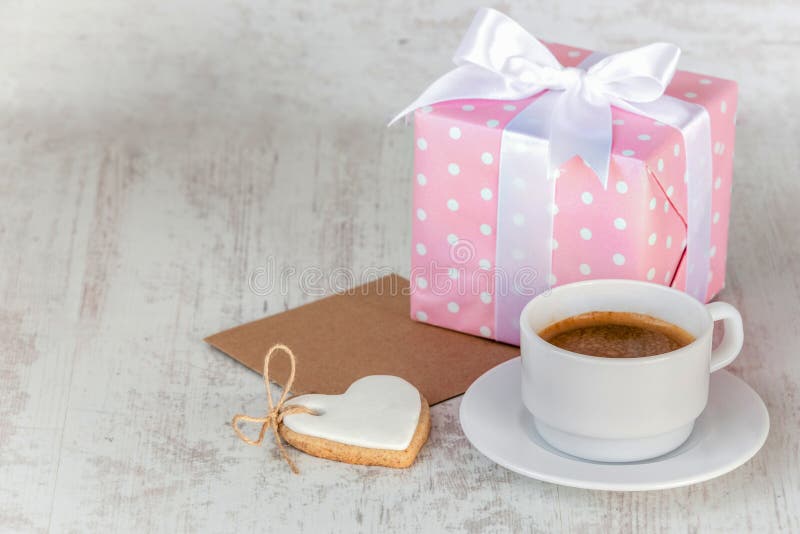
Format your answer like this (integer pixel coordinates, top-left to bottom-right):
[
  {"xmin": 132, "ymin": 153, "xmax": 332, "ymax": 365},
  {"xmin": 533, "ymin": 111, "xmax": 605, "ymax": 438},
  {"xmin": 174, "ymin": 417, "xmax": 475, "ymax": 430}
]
[{"xmin": 1, "ymin": 1, "xmax": 798, "ymax": 532}]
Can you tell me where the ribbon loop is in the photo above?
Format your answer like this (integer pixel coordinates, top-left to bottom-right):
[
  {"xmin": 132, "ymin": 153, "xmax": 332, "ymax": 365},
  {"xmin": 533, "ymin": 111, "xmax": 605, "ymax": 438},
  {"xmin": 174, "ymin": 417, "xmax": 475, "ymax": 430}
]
[
  {"xmin": 586, "ymin": 43, "xmax": 680, "ymax": 103},
  {"xmin": 390, "ymin": 8, "xmax": 681, "ymax": 185},
  {"xmin": 454, "ymin": 7, "xmax": 560, "ymax": 74},
  {"xmin": 231, "ymin": 344, "xmax": 316, "ymax": 474}
]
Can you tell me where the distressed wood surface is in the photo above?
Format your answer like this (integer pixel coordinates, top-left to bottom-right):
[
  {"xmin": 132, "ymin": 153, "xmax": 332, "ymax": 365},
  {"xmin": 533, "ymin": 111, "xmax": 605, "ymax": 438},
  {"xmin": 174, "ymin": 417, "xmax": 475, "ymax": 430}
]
[{"xmin": 1, "ymin": 1, "xmax": 798, "ymax": 532}]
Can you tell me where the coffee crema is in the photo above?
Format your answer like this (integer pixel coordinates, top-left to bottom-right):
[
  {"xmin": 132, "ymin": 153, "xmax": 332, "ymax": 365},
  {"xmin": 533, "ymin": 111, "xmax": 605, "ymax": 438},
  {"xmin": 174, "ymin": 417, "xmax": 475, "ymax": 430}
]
[{"xmin": 538, "ymin": 311, "xmax": 695, "ymax": 358}]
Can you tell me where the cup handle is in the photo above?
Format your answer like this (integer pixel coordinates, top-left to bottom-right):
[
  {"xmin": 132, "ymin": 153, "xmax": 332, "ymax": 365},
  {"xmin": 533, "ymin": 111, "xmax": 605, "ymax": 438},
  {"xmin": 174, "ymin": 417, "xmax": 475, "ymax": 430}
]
[{"xmin": 706, "ymin": 302, "xmax": 744, "ymax": 373}]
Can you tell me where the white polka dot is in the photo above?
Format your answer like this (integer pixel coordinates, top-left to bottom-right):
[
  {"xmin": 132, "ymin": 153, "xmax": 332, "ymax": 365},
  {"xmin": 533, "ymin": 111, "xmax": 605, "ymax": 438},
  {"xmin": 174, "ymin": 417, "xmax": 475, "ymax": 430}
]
[
  {"xmin": 548, "ymin": 273, "xmax": 558, "ymax": 285},
  {"xmin": 447, "ymin": 302, "xmax": 460, "ymax": 313},
  {"xmin": 674, "ymin": 144, "xmax": 681, "ymax": 157},
  {"xmin": 714, "ymin": 176, "xmax": 722, "ymax": 190},
  {"xmin": 462, "ymin": 104, "xmax": 475, "ymax": 111},
  {"xmin": 581, "ymin": 191, "xmax": 593, "ymax": 204},
  {"xmin": 614, "ymin": 217, "xmax": 627, "ymax": 230},
  {"xmin": 685, "ymin": 92, "xmax": 697, "ymax": 99},
  {"xmin": 649, "ymin": 197, "xmax": 657, "ymax": 210},
  {"xmin": 666, "ymin": 235, "xmax": 673, "ymax": 248},
  {"xmin": 699, "ymin": 78, "xmax": 712, "ymax": 85},
  {"xmin": 681, "ymin": 238, "xmax": 687, "ymax": 249},
  {"xmin": 638, "ymin": 134, "xmax": 651, "ymax": 141},
  {"xmin": 513, "ymin": 213, "xmax": 525, "ymax": 226},
  {"xmin": 710, "ymin": 245, "xmax": 717, "ymax": 257},
  {"xmin": 447, "ymin": 233, "xmax": 458, "ymax": 245},
  {"xmin": 568, "ymin": 50, "xmax": 582, "ymax": 57},
  {"xmin": 552, "ymin": 168, "xmax": 561, "ymax": 180},
  {"xmin": 479, "ymin": 326, "xmax": 492, "ymax": 337},
  {"xmin": 579, "ymin": 263, "xmax": 591, "ymax": 275},
  {"xmin": 664, "ymin": 200, "xmax": 670, "ymax": 213},
  {"xmin": 666, "ymin": 185, "xmax": 674, "ymax": 197},
  {"xmin": 648, "ymin": 233, "xmax": 657, "ymax": 246},
  {"xmin": 479, "ymin": 259, "xmax": 491, "ymax": 270},
  {"xmin": 512, "ymin": 248, "xmax": 525, "ymax": 260},
  {"xmin": 416, "ymin": 243, "xmax": 427, "ymax": 255},
  {"xmin": 549, "ymin": 204, "xmax": 559, "ymax": 215},
  {"xmin": 481, "ymin": 152, "xmax": 494, "ymax": 165},
  {"xmin": 646, "ymin": 267, "xmax": 656, "ymax": 281},
  {"xmin": 613, "ymin": 119, "xmax": 625, "ymax": 126},
  {"xmin": 486, "ymin": 119, "xmax": 500, "ymax": 128},
  {"xmin": 622, "ymin": 149, "xmax": 636, "ymax": 157},
  {"xmin": 713, "ymin": 212, "xmax": 720, "ymax": 224},
  {"xmin": 551, "ymin": 238, "xmax": 559, "ymax": 250},
  {"xmin": 580, "ymin": 228, "xmax": 592, "ymax": 240},
  {"xmin": 416, "ymin": 277, "xmax": 428, "ymax": 289},
  {"xmin": 616, "ymin": 181, "xmax": 628, "ymax": 194},
  {"xmin": 684, "ymin": 171, "xmax": 690, "ymax": 183},
  {"xmin": 664, "ymin": 270, "xmax": 672, "ymax": 283},
  {"xmin": 513, "ymin": 178, "xmax": 526, "ymax": 190},
  {"xmin": 480, "ymin": 224, "xmax": 492, "ymax": 235},
  {"xmin": 480, "ymin": 187, "xmax": 493, "ymax": 200},
  {"xmin": 416, "ymin": 310, "xmax": 428, "ymax": 321},
  {"xmin": 657, "ymin": 158, "xmax": 664, "ymax": 172},
  {"xmin": 449, "ymin": 127, "xmax": 462, "ymax": 140},
  {"xmin": 416, "ymin": 173, "xmax": 427, "ymax": 186},
  {"xmin": 421, "ymin": 106, "xmax": 433, "ymax": 113},
  {"xmin": 714, "ymin": 142, "xmax": 725, "ymax": 155},
  {"xmin": 720, "ymin": 101, "xmax": 727, "ymax": 114},
  {"xmin": 417, "ymin": 138, "xmax": 428, "ymax": 150},
  {"xmin": 448, "ymin": 267, "xmax": 459, "ymax": 279},
  {"xmin": 613, "ymin": 253, "xmax": 626, "ymax": 266},
  {"xmin": 448, "ymin": 163, "xmax": 460, "ymax": 175},
  {"xmin": 416, "ymin": 208, "xmax": 427, "ymax": 221},
  {"xmin": 447, "ymin": 198, "xmax": 459, "ymax": 211},
  {"xmin": 503, "ymin": 104, "xmax": 517, "ymax": 111},
  {"xmin": 480, "ymin": 292, "xmax": 492, "ymax": 304}
]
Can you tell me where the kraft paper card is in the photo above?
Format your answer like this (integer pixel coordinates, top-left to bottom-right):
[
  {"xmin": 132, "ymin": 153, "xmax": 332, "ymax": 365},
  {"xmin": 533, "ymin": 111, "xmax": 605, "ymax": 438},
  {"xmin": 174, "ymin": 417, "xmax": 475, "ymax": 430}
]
[{"xmin": 204, "ymin": 274, "xmax": 518, "ymax": 405}]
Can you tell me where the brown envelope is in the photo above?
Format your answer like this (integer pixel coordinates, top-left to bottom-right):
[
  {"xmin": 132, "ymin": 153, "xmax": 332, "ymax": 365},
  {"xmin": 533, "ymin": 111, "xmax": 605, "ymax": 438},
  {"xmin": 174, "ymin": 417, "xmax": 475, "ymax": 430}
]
[{"xmin": 204, "ymin": 274, "xmax": 518, "ymax": 405}]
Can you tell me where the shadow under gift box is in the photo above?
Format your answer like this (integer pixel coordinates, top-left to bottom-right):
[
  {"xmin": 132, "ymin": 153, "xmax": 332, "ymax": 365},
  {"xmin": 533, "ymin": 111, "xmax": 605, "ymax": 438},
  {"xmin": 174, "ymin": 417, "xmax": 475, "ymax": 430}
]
[{"xmin": 409, "ymin": 42, "xmax": 738, "ymax": 346}]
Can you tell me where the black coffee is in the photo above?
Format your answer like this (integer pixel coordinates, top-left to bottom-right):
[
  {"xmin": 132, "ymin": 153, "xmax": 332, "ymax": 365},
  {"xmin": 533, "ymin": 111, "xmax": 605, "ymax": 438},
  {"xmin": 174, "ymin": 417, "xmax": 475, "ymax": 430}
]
[{"xmin": 538, "ymin": 311, "xmax": 695, "ymax": 358}]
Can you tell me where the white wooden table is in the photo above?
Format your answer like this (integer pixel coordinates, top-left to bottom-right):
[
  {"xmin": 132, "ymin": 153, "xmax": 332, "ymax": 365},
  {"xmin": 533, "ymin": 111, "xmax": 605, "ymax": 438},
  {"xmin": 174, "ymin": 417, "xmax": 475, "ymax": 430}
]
[{"xmin": 1, "ymin": 1, "xmax": 798, "ymax": 532}]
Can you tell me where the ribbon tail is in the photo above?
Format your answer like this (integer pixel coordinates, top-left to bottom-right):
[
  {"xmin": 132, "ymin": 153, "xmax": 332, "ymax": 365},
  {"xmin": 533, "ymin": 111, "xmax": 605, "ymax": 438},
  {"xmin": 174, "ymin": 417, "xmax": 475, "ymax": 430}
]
[
  {"xmin": 549, "ymin": 83, "xmax": 612, "ymax": 187},
  {"xmin": 388, "ymin": 64, "xmax": 538, "ymax": 126},
  {"xmin": 389, "ymin": 8, "xmax": 560, "ymax": 126}
]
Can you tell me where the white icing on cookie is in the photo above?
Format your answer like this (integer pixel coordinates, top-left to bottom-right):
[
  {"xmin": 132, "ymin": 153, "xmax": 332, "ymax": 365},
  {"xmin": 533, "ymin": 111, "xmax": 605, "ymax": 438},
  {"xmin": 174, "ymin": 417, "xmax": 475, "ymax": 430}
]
[{"xmin": 282, "ymin": 375, "xmax": 421, "ymax": 451}]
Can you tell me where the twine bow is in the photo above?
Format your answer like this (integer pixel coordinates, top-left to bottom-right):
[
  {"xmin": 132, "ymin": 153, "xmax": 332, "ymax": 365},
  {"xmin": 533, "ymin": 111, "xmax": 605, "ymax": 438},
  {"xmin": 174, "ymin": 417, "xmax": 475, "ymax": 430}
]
[{"xmin": 232, "ymin": 343, "xmax": 316, "ymax": 474}]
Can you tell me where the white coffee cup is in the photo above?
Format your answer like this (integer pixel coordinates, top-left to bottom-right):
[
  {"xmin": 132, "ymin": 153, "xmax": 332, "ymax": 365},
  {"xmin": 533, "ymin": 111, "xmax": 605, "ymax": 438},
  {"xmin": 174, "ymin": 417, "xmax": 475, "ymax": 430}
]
[{"xmin": 519, "ymin": 279, "xmax": 744, "ymax": 463}]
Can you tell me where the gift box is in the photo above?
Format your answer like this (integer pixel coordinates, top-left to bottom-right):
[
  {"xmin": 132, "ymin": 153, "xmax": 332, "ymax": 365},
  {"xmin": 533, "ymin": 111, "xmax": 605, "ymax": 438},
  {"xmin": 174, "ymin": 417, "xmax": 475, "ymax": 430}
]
[{"xmin": 400, "ymin": 9, "xmax": 737, "ymax": 345}]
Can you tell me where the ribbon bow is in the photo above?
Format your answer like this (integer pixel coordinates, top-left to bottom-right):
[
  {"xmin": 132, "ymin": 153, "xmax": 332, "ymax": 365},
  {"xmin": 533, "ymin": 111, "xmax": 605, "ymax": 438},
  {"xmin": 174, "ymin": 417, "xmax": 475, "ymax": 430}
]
[
  {"xmin": 232, "ymin": 344, "xmax": 316, "ymax": 474},
  {"xmin": 391, "ymin": 7, "xmax": 681, "ymax": 187}
]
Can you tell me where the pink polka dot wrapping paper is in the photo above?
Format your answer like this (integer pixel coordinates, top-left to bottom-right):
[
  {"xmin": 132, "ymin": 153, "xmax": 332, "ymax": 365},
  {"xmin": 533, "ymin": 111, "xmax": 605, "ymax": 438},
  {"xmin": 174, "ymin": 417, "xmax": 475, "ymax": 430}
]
[{"xmin": 409, "ymin": 42, "xmax": 738, "ymax": 346}]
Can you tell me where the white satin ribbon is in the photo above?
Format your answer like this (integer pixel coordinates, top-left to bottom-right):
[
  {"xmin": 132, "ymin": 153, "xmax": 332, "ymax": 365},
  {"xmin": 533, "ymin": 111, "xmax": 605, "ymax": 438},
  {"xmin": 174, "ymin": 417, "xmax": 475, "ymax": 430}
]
[
  {"xmin": 394, "ymin": 8, "xmax": 713, "ymax": 342},
  {"xmin": 391, "ymin": 8, "xmax": 682, "ymax": 186}
]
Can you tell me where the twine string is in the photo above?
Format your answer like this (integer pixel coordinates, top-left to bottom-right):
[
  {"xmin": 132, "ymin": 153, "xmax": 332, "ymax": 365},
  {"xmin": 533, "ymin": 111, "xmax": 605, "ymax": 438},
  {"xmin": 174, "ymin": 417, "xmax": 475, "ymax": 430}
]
[{"xmin": 232, "ymin": 343, "xmax": 316, "ymax": 474}]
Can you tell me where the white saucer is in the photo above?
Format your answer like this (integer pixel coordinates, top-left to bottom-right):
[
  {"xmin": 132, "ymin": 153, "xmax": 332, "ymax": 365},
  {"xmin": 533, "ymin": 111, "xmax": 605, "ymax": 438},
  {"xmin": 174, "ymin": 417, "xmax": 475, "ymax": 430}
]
[{"xmin": 460, "ymin": 357, "xmax": 769, "ymax": 491}]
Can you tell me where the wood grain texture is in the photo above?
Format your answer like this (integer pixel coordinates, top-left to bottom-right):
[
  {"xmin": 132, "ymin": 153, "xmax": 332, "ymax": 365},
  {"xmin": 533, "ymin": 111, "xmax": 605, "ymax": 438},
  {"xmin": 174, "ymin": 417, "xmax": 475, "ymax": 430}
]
[{"xmin": 0, "ymin": 0, "xmax": 798, "ymax": 532}]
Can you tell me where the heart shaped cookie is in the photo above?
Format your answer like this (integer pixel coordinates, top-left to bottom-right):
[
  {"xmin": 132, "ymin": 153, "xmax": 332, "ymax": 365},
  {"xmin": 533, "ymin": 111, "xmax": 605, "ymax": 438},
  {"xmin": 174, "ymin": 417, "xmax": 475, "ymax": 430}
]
[{"xmin": 280, "ymin": 375, "xmax": 430, "ymax": 468}]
